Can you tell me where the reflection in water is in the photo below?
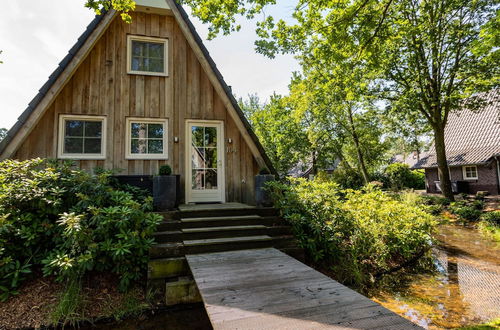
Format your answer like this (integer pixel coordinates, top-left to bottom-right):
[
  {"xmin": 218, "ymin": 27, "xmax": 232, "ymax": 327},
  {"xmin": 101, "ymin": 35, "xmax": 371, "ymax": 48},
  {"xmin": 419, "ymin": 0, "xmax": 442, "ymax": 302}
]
[{"xmin": 370, "ymin": 225, "xmax": 500, "ymax": 329}]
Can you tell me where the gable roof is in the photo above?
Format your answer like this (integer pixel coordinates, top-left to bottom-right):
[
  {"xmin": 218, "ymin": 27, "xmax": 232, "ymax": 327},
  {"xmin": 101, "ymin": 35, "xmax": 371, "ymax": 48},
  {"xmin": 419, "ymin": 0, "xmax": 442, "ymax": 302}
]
[
  {"xmin": 414, "ymin": 90, "xmax": 500, "ymax": 168},
  {"xmin": 0, "ymin": 2, "xmax": 277, "ymax": 175}
]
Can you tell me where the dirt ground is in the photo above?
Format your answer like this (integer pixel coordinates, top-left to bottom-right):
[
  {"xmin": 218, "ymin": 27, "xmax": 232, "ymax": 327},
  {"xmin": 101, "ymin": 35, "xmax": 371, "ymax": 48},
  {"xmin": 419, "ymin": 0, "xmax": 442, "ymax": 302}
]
[{"xmin": 0, "ymin": 272, "xmax": 147, "ymax": 330}]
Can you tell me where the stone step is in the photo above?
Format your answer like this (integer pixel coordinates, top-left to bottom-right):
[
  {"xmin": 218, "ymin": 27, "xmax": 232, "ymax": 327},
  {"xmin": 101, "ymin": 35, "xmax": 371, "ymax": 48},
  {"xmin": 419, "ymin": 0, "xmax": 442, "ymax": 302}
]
[
  {"xmin": 153, "ymin": 225, "xmax": 292, "ymax": 243},
  {"xmin": 148, "ymin": 275, "xmax": 202, "ymax": 306},
  {"xmin": 180, "ymin": 215, "xmax": 284, "ymax": 228},
  {"xmin": 150, "ymin": 235, "xmax": 298, "ymax": 259},
  {"xmin": 148, "ymin": 257, "xmax": 190, "ymax": 280},
  {"xmin": 179, "ymin": 207, "xmax": 278, "ymax": 219}
]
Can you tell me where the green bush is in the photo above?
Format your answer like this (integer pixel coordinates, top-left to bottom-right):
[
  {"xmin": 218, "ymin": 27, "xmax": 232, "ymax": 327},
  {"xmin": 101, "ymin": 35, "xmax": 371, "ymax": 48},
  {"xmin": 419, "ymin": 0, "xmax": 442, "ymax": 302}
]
[
  {"xmin": 449, "ymin": 200, "xmax": 483, "ymax": 222},
  {"xmin": 268, "ymin": 178, "xmax": 436, "ymax": 288},
  {"xmin": 480, "ymin": 210, "xmax": 500, "ymax": 226},
  {"xmin": 0, "ymin": 159, "xmax": 162, "ymax": 301},
  {"xmin": 329, "ymin": 167, "xmax": 365, "ymax": 189},
  {"xmin": 384, "ymin": 163, "xmax": 425, "ymax": 191},
  {"xmin": 158, "ymin": 165, "xmax": 172, "ymax": 176}
]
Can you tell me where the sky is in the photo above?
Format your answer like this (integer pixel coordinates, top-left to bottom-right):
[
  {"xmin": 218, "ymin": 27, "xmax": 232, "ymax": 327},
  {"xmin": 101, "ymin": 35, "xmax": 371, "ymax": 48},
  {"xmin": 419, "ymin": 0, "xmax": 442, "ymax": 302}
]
[{"xmin": 0, "ymin": 0, "xmax": 299, "ymax": 129}]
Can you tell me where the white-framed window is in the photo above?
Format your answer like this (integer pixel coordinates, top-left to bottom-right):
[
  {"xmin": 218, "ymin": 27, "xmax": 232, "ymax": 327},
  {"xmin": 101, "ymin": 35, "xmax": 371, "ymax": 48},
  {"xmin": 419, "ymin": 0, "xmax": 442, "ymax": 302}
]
[
  {"xmin": 127, "ymin": 35, "xmax": 168, "ymax": 76},
  {"xmin": 57, "ymin": 115, "xmax": 106, "ymax": 159},
  {"xmin": 463, "ymin": 165, "xmax": 478, "ymax": 180},
  {"xmin": 125, "ymin": 118, "xmax": 168, "ymax": 159}
]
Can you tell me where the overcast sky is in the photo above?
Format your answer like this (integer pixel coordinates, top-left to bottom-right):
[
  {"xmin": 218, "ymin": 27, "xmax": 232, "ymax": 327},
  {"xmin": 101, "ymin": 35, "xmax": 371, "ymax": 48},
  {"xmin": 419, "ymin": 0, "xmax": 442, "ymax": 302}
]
[{"xmin": 0, "ymin": 0, "xmax": 299, "ymax": 129}]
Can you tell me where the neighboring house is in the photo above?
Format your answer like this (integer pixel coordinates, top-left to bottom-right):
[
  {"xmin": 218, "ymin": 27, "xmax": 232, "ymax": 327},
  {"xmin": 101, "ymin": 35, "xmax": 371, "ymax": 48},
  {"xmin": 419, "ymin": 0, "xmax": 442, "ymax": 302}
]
[
  {"xmin": 391, "ymin": 151, "xmax": 425, "ymax": 168},
  {"xmin": 0, "ymin": 0, "xmax": 275, "ymax": 205},
  {"xmin": 414, "ymin": 90, "xmax": 500, "ymax": 195}
]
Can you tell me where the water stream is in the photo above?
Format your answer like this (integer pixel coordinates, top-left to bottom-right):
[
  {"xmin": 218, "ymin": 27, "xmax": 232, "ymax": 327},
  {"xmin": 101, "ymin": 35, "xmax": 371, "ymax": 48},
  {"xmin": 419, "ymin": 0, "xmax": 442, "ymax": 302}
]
[{"xmin": 369, "ymin": 224, "xmax": 500, "ymax": 329}]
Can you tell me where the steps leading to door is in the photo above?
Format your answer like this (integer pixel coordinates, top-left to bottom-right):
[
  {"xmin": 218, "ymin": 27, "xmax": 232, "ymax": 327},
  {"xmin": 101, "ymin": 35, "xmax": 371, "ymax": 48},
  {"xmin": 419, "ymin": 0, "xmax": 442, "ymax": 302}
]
[{"xmin": 147, "ymin": 206, "xmax": 303, "ymax": 306}]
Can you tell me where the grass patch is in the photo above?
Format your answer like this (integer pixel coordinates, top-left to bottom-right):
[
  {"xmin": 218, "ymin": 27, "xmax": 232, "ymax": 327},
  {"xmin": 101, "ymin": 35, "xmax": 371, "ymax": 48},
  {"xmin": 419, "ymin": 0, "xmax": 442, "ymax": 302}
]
[
  {"xmin": 49, "ymin": 277, "xmax": 88, "ymax": 326},
  {"xmin": 458, "ymin": 318, "xmax": 500, "ymax": 329},
  {"xmin": 103, "ymin": 287, "xmax": 150, "ymax": 321}
]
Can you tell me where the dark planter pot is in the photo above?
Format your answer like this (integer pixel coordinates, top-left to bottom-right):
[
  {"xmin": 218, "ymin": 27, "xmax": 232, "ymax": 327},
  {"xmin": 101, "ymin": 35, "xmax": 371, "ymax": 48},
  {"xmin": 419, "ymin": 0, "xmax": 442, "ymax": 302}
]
[
  {"xmin": 255, "ymin": 174, "xmax": 275, "ymax": 207},
  {"xmin": 153, "ymin": 175, "xmax": 177, "ymax": 211}
]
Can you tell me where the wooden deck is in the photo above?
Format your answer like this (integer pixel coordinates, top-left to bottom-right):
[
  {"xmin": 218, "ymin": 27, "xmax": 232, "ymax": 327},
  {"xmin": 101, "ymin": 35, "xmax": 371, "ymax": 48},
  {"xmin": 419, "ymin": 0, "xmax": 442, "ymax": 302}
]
[{"xmin": 187, "ymin": 248, "xmax": 421, "ymax": 330}]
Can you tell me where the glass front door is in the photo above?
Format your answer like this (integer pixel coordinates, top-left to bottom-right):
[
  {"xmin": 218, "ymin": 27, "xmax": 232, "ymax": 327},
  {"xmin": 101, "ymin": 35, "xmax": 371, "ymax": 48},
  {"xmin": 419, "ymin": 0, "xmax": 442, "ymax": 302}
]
[{"xmin": 186, "ymin": 121, "xmax": 224, "ymax": 203}]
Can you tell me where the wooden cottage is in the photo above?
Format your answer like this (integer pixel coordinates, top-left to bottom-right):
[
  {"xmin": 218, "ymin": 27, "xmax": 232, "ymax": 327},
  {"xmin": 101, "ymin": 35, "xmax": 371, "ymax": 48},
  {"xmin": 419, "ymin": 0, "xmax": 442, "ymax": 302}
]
[{"xmin": 0, "ymin": 0, "xmax": 275, "ymax": 205}]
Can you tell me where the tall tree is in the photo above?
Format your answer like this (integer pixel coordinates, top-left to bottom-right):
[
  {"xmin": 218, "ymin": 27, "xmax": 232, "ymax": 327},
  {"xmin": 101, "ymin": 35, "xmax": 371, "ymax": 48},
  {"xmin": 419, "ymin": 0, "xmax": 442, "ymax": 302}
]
[{"xmin": 179, "ymin": 0, "xmax": 499, "ymax": 200}]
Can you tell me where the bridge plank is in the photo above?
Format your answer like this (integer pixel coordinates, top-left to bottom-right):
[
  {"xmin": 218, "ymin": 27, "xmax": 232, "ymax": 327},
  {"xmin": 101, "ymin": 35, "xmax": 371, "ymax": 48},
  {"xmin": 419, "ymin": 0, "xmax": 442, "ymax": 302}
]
[{"xmin": 187, "ymin": 248, "xmax": 420, "ymax": 330}]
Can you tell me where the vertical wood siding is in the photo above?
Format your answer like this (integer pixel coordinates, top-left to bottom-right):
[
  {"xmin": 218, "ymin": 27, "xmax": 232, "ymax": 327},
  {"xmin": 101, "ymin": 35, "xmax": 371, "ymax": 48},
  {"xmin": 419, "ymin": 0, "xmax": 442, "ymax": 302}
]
[{"xmin": 13, "ymin": 12, "xmax": 258, "ymax": 204}]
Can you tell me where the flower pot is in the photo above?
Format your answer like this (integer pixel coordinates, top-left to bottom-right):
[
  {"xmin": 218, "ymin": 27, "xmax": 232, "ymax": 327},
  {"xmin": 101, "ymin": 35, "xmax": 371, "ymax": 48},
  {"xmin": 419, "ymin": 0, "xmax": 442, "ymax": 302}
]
[
  {"xmin": 153, "ymin": 175, "xmax": 177, "ymax": 211},
  {"xmin": 255, "ymin": 174, "xmax": 275, "ymax": 207}
]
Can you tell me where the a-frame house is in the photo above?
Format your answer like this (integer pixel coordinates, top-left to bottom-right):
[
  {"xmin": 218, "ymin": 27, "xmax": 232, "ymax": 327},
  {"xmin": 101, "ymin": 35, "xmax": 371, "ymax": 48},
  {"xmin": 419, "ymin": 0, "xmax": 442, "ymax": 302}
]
[{"xmin": 0, "ymin": 0, "xmax": 275, "ymax": 205}]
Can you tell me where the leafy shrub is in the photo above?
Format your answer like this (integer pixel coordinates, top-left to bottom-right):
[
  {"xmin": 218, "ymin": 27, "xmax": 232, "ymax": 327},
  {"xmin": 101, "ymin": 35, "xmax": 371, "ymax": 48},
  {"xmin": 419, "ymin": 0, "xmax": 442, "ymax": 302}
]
[
  {"xmin": 0, "ymin": 159, "xmax": 162, "ymax": 300},
  {"xmin": 449, "ymin": 200, "xmax": 483, "ymax": 222},
  {"xmin": 329, "ymin": 167, "xmax": 365, "ymax": 189},
  {"xmin": 268, "ymin": 178, "xmax": 436, "ymax": 288},
  {"xmin": 159, "ymin": 165, "xmax": 172, "ymax": 176},
  {"xmin": 478, "ymin": 212, "xmax": 500, "ymax": 242},
  {"xmin": 480, "ymin": 210, "xmax": 500, "ymax": 226},
  {"xmin": 384, "ymin": 163, "xmax": 425, "ymax": 191}
]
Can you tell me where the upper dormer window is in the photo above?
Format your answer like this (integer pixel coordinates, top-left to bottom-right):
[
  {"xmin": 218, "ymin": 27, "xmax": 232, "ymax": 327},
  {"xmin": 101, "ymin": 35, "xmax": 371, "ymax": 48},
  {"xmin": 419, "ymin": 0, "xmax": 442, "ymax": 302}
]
[{"xmin": 127, "ymin": 35, "xmax": 168, "ymax": 76}]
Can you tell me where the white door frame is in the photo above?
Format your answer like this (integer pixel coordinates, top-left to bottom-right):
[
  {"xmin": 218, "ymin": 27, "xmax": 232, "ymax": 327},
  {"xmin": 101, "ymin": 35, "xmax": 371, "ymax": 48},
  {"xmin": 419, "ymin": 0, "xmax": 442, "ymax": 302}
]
[{"xmin": 185, "ymin": 119, "xmax": 226, "ymax": 203}]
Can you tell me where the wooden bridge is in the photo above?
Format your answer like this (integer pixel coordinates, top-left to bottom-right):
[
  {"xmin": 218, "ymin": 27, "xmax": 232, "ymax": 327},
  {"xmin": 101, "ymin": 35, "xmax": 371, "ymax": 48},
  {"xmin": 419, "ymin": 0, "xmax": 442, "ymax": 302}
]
[
  {"xmin": 148, "ymin": 204, "xmax": 421, "ymax": 329},
  {"xmin": 187, "ymin": 248, "xmax": 420, "ymax": 330}
]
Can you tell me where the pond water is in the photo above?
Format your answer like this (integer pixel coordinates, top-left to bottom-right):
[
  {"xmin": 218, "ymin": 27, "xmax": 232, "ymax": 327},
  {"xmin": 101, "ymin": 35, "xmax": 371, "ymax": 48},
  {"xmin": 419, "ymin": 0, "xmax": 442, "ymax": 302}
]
[{"xmin": 369, "ymin": 224, "xmax": 500, "ymax": 329}]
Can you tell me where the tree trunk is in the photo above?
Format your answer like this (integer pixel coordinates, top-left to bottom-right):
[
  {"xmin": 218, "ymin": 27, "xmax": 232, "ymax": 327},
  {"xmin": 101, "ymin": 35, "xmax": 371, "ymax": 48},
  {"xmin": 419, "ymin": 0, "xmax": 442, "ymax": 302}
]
[
  {"xmin": 433, "ymin": 125, "xmax": 454, "ymax": 201},
  {"xmin": 347, "ymin": 107, "xmax": 370, "ymax": 184}
]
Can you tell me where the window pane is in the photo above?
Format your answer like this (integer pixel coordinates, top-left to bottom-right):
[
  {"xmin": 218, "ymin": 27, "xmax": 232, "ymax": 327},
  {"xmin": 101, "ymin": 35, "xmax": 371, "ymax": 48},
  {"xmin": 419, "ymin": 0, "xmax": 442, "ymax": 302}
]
[
  {"xmin": 149, "ymin": 43, "xmax": 164, "ymax": 58},
  {"xmin": 131, "ymin": 57, "xmax": 141, "ymax": 71},
  {"xmin": 148, "ymin": 59, "xmax": 164, "ymax": 73},
  {"xmin": 148, "ymin": 140, "xmax": 163, "ymax": 154},
  {"xmin": 64, "ymin": 137, "xmax": 83, "ymax": 153},
  {"xmin": 205, "ymin": 127, "xmax": 217, "ymax": 147},
  {"xmin": 205, "ymin": 148, "xmax": 217, "ymax": 168},
  {"xmin": 132, "ymin": 41, "xmax": 144, "ymax": 56},
  {"xmin": 191, "ymin": 127, "xmax": 204, "ymax": 147},
  {"xmin": 131, "ymin": 139, "xmax": 147, "ymax": 154},
  {"xmin": 192, "ymin": 147, "xmax": 205, "ymax": 169},
  {"xmin": 84, "ymin": 121, "xmax": 102, "ymax": 137},
  {"xmin": 192, "ymin": 170, "xmax": 205, "ymax": 190},
  {"xmin": 131, "ymin": 123, "xmax": 147, "ymax": 138},
  {"xmin": 65, "ymin": 120, "xmax": 83, "ymax": 137},
  {"xmin": 205, "ymin": 169, "xmax": 218, "ymax": 189},
  {"xmin": 148, "ymin": 124, "xmax": 164, "ymax": 138},
  {"xmin": 84, "ymin": 138, "xmax": 102, "ymax": 154}
]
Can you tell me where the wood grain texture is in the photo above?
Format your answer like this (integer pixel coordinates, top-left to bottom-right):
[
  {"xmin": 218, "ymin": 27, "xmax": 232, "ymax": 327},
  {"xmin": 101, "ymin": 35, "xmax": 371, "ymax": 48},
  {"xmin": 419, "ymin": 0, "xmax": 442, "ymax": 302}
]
[
  {"xmin": 12, "ymin": 11, "xmax": 258, "ymax": 204},
  {"xmin": 187, "ymin": 248, "xmax": 421, "ymax": 330}
]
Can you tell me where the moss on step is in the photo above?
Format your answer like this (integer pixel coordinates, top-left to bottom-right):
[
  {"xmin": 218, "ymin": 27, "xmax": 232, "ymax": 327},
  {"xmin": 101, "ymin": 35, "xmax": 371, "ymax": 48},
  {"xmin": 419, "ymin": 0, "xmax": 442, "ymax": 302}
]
[
  {"xmin": 165, "ymin": 278, "xmax": 202, "ymax": 306},
  {"xmin": 148, "ymin": 258, "xmax": 189, "ymax": 279}
]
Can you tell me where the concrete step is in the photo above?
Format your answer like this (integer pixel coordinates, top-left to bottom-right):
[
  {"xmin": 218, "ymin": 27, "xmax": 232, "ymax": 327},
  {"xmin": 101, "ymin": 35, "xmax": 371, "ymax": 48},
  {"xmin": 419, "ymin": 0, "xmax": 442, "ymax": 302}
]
[
  {"xmin": 148, "ymin": 257, "xmax": 189, "ymax": 280},
  {"xmin": 150, "ymin": 235, "xmax": 298, "ymax": 258},
  {"xmin": 153, "ymin": 225, "xmax": 292, "ymax": 243},
  {"xmin": 179, "ymin": 207, "xmax": 278, "ymax": 219},
  {"xmin": 148, "ymin": 275, "xmax": 202, "ymax": 306},
  {"xmin": 180, "ymin": 215, "xmax": 284, "ymax": 228}
]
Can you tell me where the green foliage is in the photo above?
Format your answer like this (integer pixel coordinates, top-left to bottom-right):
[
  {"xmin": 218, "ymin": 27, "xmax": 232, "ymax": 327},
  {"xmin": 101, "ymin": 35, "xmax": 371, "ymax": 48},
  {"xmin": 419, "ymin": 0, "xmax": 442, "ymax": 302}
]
[
  {"xmin": 84, "ymin": 0, "xmax": 136, "ymax": 23},
  {"xmin": 478, "ymin": 211, "xmax": 500, "ymax": 242},
  {"xmin": 268, "ymin": 178, "xmax": 436, "ymax": 288},
  {"xmin": 158, "ymin": 164, "xmax": 172, "ymax": 176},
  {"xmin": 385, "ymin": 163, "xmax": 425, "ymax": 191},
  {"xmin": 328, "ymin": 166, "xmax": 365, "ymax": 190},
  {"xmin": 49, "ymin": 277, "xmax": 86, "ymax": 326},
  {"xmin": 449, "ymin": 200, "xmax": 484, "ymax": 222},
  {"xmin": 0, "ymin": 159, "xmax": 161, "ymax": 300}
]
